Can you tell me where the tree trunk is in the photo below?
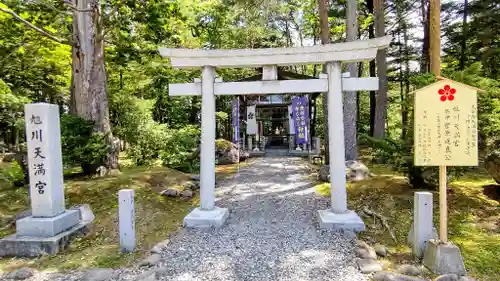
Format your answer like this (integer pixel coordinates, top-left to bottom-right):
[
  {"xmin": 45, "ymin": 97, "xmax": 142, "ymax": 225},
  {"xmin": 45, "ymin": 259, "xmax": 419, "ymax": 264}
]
[
  {"xmin": 402, "ymin": 22, "xmax": 410, "ymax": 140},
  {"xmin": 367, "ymin": 0, "xmax": 376, "ymax": 137},
  {"xmin": 344, "ymin": 0, "xmax": 358, "ymax": 160},
  {"xmin": 429, "ymin": 0, "xmax": 441, "ymax": 76},
  {"xmin": 373, "ymin": 0, "xmax": 388, "ymax": 139},
  {"xmin": 71, "ymin": 0, "xmax": 118, "ymax": 169},
  {"xmin": 318, "ymin": 0, "xmax": 330, "ymax": 164},
  {"xmin": 459, "ymin": 0, "xmax": 468, "ymax": 70},
  {"xmin": 421, "ymin": 0, "xmax": 430, "ymax": 73}
]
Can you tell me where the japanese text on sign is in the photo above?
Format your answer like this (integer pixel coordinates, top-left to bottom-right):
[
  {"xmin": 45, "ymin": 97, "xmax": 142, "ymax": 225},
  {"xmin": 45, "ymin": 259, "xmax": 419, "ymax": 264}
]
[
  {"xmin": 292, "ymin": 97, "xmax": 309, "ymax": 144},
  {"xmin": 29, "ymin": 115, "xmax": 46, "ymax": 194},
  {"xmin": 414, "ymin": 80, "xmax": 478, "ymax": 166}
]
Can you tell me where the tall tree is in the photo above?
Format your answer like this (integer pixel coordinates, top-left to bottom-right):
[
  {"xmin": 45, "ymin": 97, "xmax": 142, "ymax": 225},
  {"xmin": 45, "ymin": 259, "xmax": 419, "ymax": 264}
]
[
  {"xmin": 318, "ymin": 0, "xmax": 330, "ymax": 164},
  {"xmin": 373, "ymin": 0, "xmax": 388, "ymax": 138},
  {"xmin": 0, "ymin": 1, "xmax": 118, "ymax": 169},
  {"xmin": 344, "ymin": 0, "xmax": 358, "ymax": 160},
  {"xmin": 459, "ymin": 0, "xmax": 468, "ymax": 70}
]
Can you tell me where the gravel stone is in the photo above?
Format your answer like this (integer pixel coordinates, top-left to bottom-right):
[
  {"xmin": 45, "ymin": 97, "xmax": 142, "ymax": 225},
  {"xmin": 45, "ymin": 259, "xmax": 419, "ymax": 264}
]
[
  {"xmin": 458, "ymin": 277, "xmax": 476, "ymax": 281},
  {"xmin": 5, "ymin": 267, "xmax": 35, "ymax": 280}
]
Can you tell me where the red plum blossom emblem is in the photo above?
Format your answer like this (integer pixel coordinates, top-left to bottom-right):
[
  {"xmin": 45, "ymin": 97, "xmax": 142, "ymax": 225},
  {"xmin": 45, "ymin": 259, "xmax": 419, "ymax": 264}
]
[{"xmin": 438, "ymin": 85, "xmax": 456, "ymax": 102}]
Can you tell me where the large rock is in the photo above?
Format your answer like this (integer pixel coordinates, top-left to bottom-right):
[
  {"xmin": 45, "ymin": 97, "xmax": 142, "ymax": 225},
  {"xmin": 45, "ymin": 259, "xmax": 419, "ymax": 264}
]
[
  {"xmin": 435, "ymin": 274, "xmax": 459, "ymax": 281},
  {"xmin": 485, "ymin": 150, "xmax": 500, "ymax": 184},
  {"xmin": 346, "ymin": 160, "xmax": 371, "ymax": 181},
  {"xmin": 318, "ymin": 161, "xmax": 371, "ymax": 182},
  {"xmin": 215, "ymin": 139, "xmax": 248, "ymax": 165}
]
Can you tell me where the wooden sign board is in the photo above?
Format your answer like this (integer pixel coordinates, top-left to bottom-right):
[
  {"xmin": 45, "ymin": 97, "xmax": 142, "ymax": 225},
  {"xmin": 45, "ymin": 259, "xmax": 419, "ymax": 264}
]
[{"xmin": 414, "ymin": 79, "xmax": 478, "ymax": 166}]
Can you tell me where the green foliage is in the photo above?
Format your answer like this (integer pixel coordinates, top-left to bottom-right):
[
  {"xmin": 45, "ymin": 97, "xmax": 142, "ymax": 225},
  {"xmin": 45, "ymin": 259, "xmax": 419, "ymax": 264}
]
[
  {"xmin": 159, "ymin": 125, "xmax": 200, "ymax": 172},
  {"xmin": 0, "ymin": 161, "xmax": 24, "ymax": 188},
  {"xmin": 128, "ymin": 122, "xmax": 169, "ymax": 166},
  {"xmin": 60, "ymin": 115, "xmax": 109, "ymax": 174}
]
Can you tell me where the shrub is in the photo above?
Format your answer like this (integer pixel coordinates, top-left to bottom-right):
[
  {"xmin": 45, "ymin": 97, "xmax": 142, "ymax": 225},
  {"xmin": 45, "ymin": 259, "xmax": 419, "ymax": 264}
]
[
  {"xmin": 0, "ymin": 161, "xmax": 25, "ymax": 188},
  {"xmin": 128, "ymin": 122, "xmax": 170, "ymax": 166},
  {"xmin": 60, "ymin": 114, "xmax": 109, "ymax": 174},
  {"xmin": 159, "ymin": 125, "xmax": 200, "ymax": 173},
  {"xmin": 363, "ymin": 134, "xmax": 467, "ymax": 188}
]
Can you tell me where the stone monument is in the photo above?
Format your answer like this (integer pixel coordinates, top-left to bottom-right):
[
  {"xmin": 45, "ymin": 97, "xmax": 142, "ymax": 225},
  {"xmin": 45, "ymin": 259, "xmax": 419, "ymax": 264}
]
[{"xmin": 0, "ymin": 103, "xmax": 93, "ymax": 257}]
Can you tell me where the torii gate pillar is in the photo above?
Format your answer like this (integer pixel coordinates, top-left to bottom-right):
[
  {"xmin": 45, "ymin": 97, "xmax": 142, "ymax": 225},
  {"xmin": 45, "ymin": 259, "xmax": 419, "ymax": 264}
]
[
  {"xmin": 183, "ymin": 66, "xmax": 229, "ymax": 228},
  {"xmin": 317, "ymin": 61, "xmax": 365, "ymax": 232}
]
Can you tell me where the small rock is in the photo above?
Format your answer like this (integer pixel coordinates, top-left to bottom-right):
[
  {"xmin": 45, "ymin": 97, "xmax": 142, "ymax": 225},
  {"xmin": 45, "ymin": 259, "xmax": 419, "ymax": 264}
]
[
  {"xmin": 435, "ymin": 274, "xmax": 459, "ymax": 281},
  {"xmin": 342, "ymin": 230, "xmax": 357, "ymax": 240},
  {"xmin": 82, "ymin": 268, "xmax": 114, "ymax": 281},
  {"xmin": 458, "ymin": 277, "xmax": 476, "ymax": 281},
  {"xmin": 190, "ymin": 174, "xmax": 200, "ymax": 181},
  {"xmin": 356, "ymin": 258, "xmax": 382, "ymax": 273},
  {"xmin": 355, "ymin": 247, "xmax": 378, "ymax": 259},
  {"xmin": 184, "ymin": 181, "xmax": 199, "ymax": 190},
  {"xmin": 374, "ymin": 244, "xmax": 389, "ymax": 257},
  {"xmin": 355, "ymin": 239, "xmax": 370, "ymax": 249},
  {"xmin": 71, "ymin": 204, "xmax": 95, "ymax": 222},
  {"xmin": 397, "ymin": 264, "xmax": 422, "ymax": 276},
  {"xmin": 6, "ymin": 268, "xmax": 35, "ymax": 280},
  {"xmin": 139, "ymin": 254, "xmax": 161, "ymax": 267},
  {"xmin": 373, "ymin": 271, "xmax": 428, "ymax": 281},
  {"xmin": 150, "ymin": 239, "xmax": 169, "ymax": 254},
  {"xmin": 160, "ymin": 189, "xmax": 178, "ymax": 197},
  {"xmin": 180, "ymin": 189, "xmax": 194, "ymax": 199}
]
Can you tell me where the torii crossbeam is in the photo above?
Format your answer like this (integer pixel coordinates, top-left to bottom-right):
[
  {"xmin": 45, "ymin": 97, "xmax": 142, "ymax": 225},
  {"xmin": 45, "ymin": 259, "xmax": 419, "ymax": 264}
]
[{"xmin": 159, "ymin": 36, "xmax": 391, "ymax": 230}]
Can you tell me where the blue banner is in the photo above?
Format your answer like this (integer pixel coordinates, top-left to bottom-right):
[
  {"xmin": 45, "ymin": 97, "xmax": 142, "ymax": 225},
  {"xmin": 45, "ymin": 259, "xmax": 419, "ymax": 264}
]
[
  {"xmin": 292, "ymin": 97, "xmax": 309, "ymax": 144},
  {"xmin": 232, "ymin": 99, "xmax": 239, "ymax": 143}
]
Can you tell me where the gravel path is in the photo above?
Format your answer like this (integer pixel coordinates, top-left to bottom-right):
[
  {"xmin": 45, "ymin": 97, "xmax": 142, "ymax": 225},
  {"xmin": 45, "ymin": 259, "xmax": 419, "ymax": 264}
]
[{"xmin": 18, "ymin": 157, "xmax": 368, "ymax": 281}]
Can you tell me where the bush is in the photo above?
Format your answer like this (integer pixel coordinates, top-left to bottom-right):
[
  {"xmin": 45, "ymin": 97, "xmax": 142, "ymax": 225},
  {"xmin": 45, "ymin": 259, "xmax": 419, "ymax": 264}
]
[
  {"xmin": 128, "ymin": 122, "xmax": 170, "ymax": 166},
  {"xmin": 363, "ymin": 134, "xmax": 467, "ymax": 188},
  {"xmin": 159, "ymin": 125, "xmax": 200, "ymax": 173},
  {"xmin": 127, "ymin": 121, "xmax": 200, "ymax": 172},
  {"xmin": 0, "ymin": 161, "xmax": 25, "ymax": 188},
  {"xmin": 60, "ymin": 114, "xmax": 109, "ymax": 174}
]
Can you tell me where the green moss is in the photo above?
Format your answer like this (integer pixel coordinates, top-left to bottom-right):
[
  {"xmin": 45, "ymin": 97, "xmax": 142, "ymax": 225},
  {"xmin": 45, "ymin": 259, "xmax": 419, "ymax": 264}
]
[
  {"xmin": 215, "ymin": 139, "xmax": 234, "ymax": 151},
  {"xmin": 313, "ymin": 166, "xmax": 499, "ymax": 280}
]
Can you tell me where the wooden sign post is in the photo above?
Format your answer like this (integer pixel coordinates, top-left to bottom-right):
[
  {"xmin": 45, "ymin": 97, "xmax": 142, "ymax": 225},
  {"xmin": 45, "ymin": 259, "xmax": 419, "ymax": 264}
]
[{"xmin": 414, "ymin": 79, "xmax": 478, "ymax": 243}]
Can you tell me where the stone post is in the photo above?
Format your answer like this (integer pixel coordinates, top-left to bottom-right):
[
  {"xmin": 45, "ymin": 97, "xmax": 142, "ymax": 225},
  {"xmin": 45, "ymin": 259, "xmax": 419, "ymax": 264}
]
[
  {"xmin": 16, "ymin": 103, "xmax": 80, "ymax": 237},
  {"xmin": 119, "ymin": 189, "xmax": 135, "ymax": 252},
  {"xmin": 248, "ymin": 136, "xmax": 253, "ymax": 151},
  {"xmin": 412, "ymin": 192, "xmax": 434, "ymax": 257},
  {"xmin": 317, "ymin": 62, "xmax": 365, "ymax": 232}
]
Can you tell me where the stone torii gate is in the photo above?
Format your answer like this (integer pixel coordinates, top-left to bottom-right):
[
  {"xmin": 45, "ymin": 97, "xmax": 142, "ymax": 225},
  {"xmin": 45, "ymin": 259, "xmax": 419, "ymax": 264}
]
[{"xmin": 159, "ymin": 36, "xmax": 391, "ymax": 230}]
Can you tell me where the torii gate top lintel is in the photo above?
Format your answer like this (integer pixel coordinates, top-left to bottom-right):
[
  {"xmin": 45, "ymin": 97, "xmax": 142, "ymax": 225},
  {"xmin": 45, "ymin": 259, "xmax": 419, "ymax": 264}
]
[{"xmin": 159, "ymin": 36, "xmax": 392, "ymax": 69}]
